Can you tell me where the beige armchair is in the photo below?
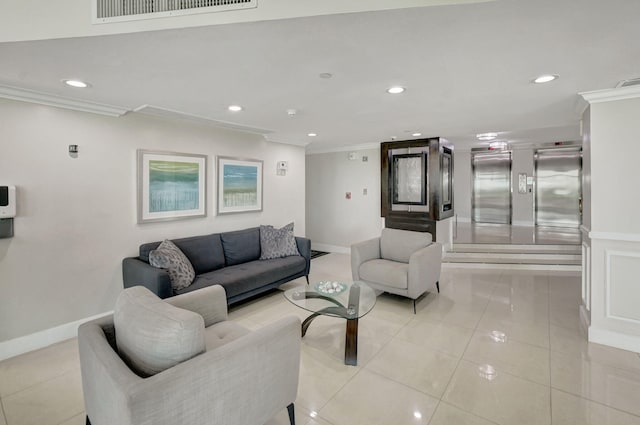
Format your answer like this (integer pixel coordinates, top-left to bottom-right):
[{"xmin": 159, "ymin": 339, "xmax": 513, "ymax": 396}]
[
  {"xmin": 78, "ymin": 285, "xmax": 300, "ymax": 425},
  {"xmin": 351, "ymin": 228, "xmax": 442, "ymax": 313}
]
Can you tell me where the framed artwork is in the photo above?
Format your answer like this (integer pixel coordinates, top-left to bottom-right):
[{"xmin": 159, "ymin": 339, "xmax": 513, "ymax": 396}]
[
  {"xmin": 137, "ymin": 150, "xmax": 207, "ymax": 223},
  {"xmin": 391, "ymin": 152, "xmax": 427, "ymax": 205},
  {"xmin": 217, "ymin": 156, "xmax": 263, "ymax": 214}
]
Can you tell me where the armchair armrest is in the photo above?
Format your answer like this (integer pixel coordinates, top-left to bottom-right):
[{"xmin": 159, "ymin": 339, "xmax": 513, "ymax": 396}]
[
  {"xmin": 407, "ymin": 242, "xmax": 443, "ymax": 299},
  {"xmin": 295, "ymin": 236, "xmax": 311, "ymax": 275},
  {"xmin": 350, "ymin": 237, "xmax": 381, "ymax": 281},
  {"xmin": 165, "ymin": 285, "xmax": 228, "ymax": 327},
  {"xmin": 122, "ymin": 257, "xmax": 172, "ymax": 299}
]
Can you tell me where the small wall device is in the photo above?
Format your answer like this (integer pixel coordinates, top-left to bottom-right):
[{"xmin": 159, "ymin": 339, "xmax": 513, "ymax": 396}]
[{"xmin": 0, "ymin": 185, "xmax": 16, "ymax": 218}]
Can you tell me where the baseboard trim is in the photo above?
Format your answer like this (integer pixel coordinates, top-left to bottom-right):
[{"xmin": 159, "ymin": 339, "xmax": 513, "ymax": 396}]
[
  {"xmin": 579, "ymin": 304, "xmax": 591, "ymax": 332},
  {"xmin": 0, "ymin": 311, "xmax": 112, "ymax": 362},
  {"xmin": 311, "ymin": 243, "xmax": 350, "ymax": 254},
  {"xmin": 588, "ymin": 327, "xmax": 640, "ymax": 353}
]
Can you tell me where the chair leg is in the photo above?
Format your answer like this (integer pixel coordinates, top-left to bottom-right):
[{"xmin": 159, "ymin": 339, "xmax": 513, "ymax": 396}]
[
  {"xmin": 436, "ymin": 281, "xmax": 440, "ymax": 293},
  {"xmin": 287, "ymin": 403, "xmax": 296, "ymax": 425},
  {"xmin": 305, "ymin": 275, "xmax": 310, "ymax": 285},
  {"xmin": 86, "ymin": 416, "xmax": 92, "ymax": 425},
  {"xmin": 413, "ymin": 299, "xmax": 417, "ymax": 314}
]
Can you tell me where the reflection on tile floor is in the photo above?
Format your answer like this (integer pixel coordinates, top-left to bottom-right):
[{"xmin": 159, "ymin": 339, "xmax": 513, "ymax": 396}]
[{"xmin": 2, "ymin": 254, "xmax": 640, "ymax": 425}]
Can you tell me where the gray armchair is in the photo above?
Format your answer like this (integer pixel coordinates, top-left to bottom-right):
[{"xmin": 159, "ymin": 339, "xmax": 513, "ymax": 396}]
[
  {"xmin": 78, "ymin": 285, "xmax": 301, "ymax": 425},
  {"xmin": 351, "ymin": 228, "xmax": 442, "ymax": 313}
]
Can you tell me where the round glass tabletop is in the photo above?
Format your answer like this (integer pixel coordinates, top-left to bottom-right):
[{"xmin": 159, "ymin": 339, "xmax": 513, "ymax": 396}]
[{"xmin": 283, "ymin": 281, "xmax": 376, "ymax": 320}]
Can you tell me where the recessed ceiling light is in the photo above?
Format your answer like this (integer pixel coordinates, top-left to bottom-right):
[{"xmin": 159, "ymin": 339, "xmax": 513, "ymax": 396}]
[
  {"xmin": 387, "ymin": 86, "xmax": 405, "ymax": 94},
  {"xmin": 477, "ymin": 132, "xmax": 498, "ymax": 141},
  {"xmin": 533, "ymin": 74, "xmax": 559, "ymax": 84},
  {"xmin": 308, "ymin": 133, "xmax": 317, "ymax": 137},
  {"xmin": 228, "ymin": 105, "xmax": 243, "ymax": 112},
  {"xmin": 63, "ymin": 79, "xmax": 89, "ymax": 88},
  {"xmin": 412, "ymin": 132, "xmax": 422, "ymax": 137}
]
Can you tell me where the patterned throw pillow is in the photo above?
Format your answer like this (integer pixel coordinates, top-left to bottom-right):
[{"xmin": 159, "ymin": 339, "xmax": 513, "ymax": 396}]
[
  {"xmin": 149, "ymin": 239, "xmax": 195, "ymax": 291},
  {"xmin": 259, "ymin": 223, "xmax": 300, "ymax": 260}
]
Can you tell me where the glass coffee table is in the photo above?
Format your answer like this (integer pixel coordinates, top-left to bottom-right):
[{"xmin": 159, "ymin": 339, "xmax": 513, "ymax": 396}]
[{"xmin": 284, "ymin": 281, "xmax": 376, "ymax": 366}]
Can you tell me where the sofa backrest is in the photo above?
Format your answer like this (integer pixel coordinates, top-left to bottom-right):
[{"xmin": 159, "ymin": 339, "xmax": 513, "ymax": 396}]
[
  {"xmin": 220, "ymin": 227, "xmax": 261, "ymax": 266},
  {"xmin": 139, "ymin": 233, "xmax": 226, "ymax": 275},
  {"xmin": 380, "ymin": 228, "xmax": 432, "ymax": 263}
]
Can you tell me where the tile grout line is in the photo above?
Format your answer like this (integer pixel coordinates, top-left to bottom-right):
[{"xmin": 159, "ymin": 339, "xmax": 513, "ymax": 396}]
[
  {"xmin": 1, "ymin": 397, "xmax": 8, "ymax": 425},
  {"xmin": 0, "ymin": 364, "xmax": 81, "ymax": 400},
  {"xmin": 431, "ymin": 270, "xmax": 501, "ymax": 424},
  {"xmin": 552, "ymin": 387, "xmax": 640, "ymax": 419}
]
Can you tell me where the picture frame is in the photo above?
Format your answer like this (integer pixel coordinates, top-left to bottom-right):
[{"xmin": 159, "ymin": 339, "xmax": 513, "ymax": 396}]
[
  {"xmin": 391, "ymin": 152, "xmax": 427, "ymax": 205},
  {"xmin": 137, "ymin": 150, "xmax": 207, "ymax": 223},
  {"xmin": 217, "ymin": 156, "xmax": 263, "ymax": 214}
]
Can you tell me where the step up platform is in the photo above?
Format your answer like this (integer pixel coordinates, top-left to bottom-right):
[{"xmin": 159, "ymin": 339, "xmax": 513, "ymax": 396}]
[{"xmin": 444, "ymin": 243, "xmax": 582, "ymax": 269}]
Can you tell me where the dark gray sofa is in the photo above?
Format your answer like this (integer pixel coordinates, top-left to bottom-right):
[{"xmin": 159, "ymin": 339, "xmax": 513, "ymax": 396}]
[{"xmin": 122, "ymin": 227, "xmax": 311, "ymax": 304}]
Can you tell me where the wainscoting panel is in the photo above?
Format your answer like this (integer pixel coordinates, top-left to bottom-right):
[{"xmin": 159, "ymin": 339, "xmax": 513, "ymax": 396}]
[{"xmin": 606, "ymin": 249, "xmax": 640, "ymax": 323}]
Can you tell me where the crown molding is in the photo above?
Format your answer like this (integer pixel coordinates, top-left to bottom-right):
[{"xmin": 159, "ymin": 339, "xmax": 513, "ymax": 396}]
[
  {"xmin": 306, "ymin": 142, "xmax": 380, "ymax": 155},
  {"xmin": 0, "ymin": 84, "xmax": 128, "ymax": 117},
  {"xmin": 579, "ymin": 85, "xmax": 640, "ymax": 104},
  {"xmin": 133, "ymin": 105, "xmax": 273, "ymax": 135}
]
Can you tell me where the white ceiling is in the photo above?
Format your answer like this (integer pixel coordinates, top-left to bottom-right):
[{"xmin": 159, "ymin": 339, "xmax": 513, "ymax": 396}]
[{"xmin": 1, "ymin": 0, "xmax": 639, "ymax": 152}]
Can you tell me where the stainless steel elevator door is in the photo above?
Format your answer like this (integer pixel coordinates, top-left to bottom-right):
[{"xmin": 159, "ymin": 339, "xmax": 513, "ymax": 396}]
[
  {"xmin": 535, "ymin": 148, "xmax": 582, "ymax": 228},
  {"xmin": 472, "ymin": 152, "xmax": 512, "ymax": 224}
]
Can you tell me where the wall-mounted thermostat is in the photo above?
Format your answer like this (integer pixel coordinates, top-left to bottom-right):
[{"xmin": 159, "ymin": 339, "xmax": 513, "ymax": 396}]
[
  {"xmin": 0, "ymin": 185, "xmax": 16, "ymax": 218},
  {"xmin": 277, "ymin": 161, "xmax": 288, "ymax": 176}
]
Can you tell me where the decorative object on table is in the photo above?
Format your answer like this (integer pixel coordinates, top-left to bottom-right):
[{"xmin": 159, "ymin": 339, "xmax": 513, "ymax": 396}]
[
  {"xmin": 314, "ymin": 281, "xmax": 347, "ymax": 295},
  {"xmin": 217, "ymin": 156, "xmax": 263, "ymax": 214},
  {"xmin": 137, "ymin": 150, "xmax": 206, "ymax": 223}
]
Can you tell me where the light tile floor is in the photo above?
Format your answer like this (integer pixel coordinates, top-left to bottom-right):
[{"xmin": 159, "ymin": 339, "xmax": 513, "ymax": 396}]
[{"xmin": 2, "ymin": 253, "xmax": 640, "ymax": 425}]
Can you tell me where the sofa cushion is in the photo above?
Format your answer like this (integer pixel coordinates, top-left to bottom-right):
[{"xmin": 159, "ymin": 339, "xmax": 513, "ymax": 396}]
[
  {"xmin": 139, "ymin": 234, "xmax": 225, "ymax": 275},
  {"xmin": 149, "ymin": 240, "xmax": 195, "ymax": 291},
  {"xmin": 380, "ymin": 228, "xmax": 432, "ymax": 263},
  {"xmin": 359, "ymin": 259, "xmax": 409, "ymax": 289},
  {"xmin": 176, "ymin": 256, "xmax": 306, "ymax": 299},
  {"xmin": 259, "ymin": 223, "xmax": 300, "ymax": 260},
  {"xmin": 220, "ymin": 227, "xmax": 261, "ymax": 266},
  {"xmin": 114, "ymin": 286, "xmax": 206, "ymax": 377}
]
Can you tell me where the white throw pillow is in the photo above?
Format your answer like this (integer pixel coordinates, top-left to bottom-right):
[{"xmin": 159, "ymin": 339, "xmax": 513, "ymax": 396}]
[{"xmin": 114, "ymin": 286, "xmax": 205, "ymax": 377}]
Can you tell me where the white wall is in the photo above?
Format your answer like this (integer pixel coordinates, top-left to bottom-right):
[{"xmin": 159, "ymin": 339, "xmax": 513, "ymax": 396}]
[
  {"xmin": 0, "ymin": 98, "xmax": 305, "ymax": 343},
  {"xmin": 306, "ymin": 148, "xmax": 382, "ymax": 252}
]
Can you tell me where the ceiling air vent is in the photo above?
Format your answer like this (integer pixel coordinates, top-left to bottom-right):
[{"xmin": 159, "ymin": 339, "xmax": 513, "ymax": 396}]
[
  {"xmin": 94, "ymin": 0, "xmax": 257, "ymax": 24},
  {"xmin": 616, "ymin": 78, "xmax": 640, "ymax": 88}
]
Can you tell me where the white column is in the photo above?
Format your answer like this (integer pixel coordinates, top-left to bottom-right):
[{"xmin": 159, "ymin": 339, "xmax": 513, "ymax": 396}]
[{"xmin": 580, "ymin": 86, "xmax": 640, "ymax": 352}]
